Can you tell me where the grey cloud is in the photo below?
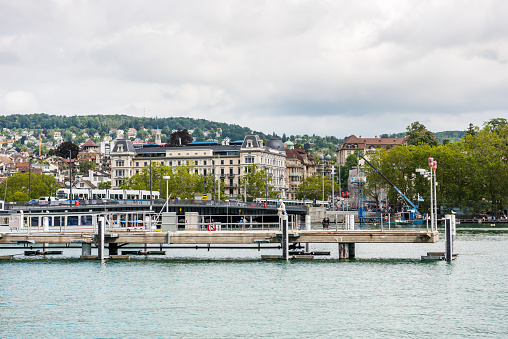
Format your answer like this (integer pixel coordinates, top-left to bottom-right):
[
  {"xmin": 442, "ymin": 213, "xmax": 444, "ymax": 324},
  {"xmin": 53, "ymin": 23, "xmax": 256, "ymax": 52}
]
[{"xmin": 0, "ymin": 0, "xmax": 507, "ymax": 137}]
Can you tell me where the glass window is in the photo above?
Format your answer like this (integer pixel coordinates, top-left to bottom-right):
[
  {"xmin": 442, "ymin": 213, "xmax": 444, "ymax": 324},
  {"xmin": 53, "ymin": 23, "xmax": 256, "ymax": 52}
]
[{"xmin": 68, "ymin": 216, "xmax": 79, "ymax": 226}]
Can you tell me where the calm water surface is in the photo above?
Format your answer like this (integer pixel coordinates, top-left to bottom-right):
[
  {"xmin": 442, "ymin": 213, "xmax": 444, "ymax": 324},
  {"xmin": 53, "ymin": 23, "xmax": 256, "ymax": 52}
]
[{"xmin": 1, "ymin": 224, "xmax": 507, "ymax": 338}]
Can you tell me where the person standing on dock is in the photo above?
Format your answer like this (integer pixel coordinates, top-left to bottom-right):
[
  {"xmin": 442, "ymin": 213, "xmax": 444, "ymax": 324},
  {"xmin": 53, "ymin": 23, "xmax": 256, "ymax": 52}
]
[
  {"xmin": 277, "ymin": 199, "xmax": 287, "ymax": 216},
  {"xmin": 322, "ymin": 217, "xmax": 330, "ymax": 230}
]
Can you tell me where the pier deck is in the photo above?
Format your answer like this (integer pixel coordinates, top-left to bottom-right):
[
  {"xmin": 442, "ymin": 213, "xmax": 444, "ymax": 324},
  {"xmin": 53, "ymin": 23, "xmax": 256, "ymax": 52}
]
[{"xmin": 0, "ymin": 230, "xmax": 438, "ymax": 245}]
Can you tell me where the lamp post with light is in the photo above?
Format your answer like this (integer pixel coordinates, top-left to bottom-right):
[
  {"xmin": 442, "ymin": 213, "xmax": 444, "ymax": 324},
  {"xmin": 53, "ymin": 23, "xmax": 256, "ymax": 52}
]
[
  {"xmin": 416, "ymin": 157, "xmax": 438, "ymax": 231},
  {"xmin": 163, "ymin": 175, "xmax": 170, "ymax": 212}
]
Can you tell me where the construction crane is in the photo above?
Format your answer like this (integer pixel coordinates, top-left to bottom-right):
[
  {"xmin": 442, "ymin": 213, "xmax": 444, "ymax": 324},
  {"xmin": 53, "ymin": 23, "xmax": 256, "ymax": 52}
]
[
  {"xmin": 360, "ymin": 154, "xmax": 420, "ymax": 215},
  {"xmin": 0, "ymin": 140, "xmax": 15, "ymax": 146}
]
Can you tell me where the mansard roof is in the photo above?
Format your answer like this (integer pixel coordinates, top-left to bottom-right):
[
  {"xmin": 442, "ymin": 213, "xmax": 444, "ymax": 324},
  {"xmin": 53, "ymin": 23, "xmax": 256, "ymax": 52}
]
[{"xmin": 112, "ymin": 139, "xmax": 136, "ymax": 153}]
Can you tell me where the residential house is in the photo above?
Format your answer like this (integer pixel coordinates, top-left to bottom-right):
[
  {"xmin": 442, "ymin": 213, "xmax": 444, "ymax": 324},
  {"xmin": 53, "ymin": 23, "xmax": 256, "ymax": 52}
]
[
  {"xmin": 285, "ymin": 141, "xmax": 316, "ymax": 200},
  {"xmin": 336, "ymin": 135, "xmax": 409, "ymax": 166}
]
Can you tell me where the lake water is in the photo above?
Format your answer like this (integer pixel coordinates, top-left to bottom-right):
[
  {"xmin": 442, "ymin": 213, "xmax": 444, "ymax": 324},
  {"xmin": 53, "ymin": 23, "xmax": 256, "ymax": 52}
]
[{"xmin": 1, "ymin": 224, "xmax": 507, "ymax": 338}]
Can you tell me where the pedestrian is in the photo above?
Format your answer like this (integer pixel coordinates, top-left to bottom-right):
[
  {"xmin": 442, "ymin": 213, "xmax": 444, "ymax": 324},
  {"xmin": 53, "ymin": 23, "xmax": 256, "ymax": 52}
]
[{"xmin": 322, "ymin": 217, "xmax": 330, "ymax": 230}]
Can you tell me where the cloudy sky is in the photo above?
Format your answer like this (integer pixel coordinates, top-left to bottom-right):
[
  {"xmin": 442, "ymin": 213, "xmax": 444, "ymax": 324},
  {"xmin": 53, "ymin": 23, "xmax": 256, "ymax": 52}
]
[{"xmin": 1, "ymin": 0, "xmax": 507, "ymax": 138}]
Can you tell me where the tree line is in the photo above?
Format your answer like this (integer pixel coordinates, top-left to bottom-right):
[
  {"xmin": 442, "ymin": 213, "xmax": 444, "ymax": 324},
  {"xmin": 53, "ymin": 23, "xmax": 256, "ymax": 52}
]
[
  {"xmin": 364, "ymin": 118, "xmax": 508, "ymax": 215},
  {"xmin": 0, "ymin": 114, "xmax": 271, "ymax": 143}
]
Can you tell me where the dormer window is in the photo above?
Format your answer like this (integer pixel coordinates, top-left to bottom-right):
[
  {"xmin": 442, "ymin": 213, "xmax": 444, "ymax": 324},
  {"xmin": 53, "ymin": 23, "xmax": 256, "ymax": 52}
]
[
  {"xmin": 354, "ymin": 144, "xmax": 358, "ymax": 148},
  {"xmin": 247, "ymin": 141, "xmax": 252, "ymax": 148}
]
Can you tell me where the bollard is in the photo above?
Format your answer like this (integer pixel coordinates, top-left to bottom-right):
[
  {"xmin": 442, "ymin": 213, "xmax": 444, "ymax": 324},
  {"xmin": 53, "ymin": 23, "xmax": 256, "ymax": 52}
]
[
  {"xmin": 98, "ymin": 216, "xmax": 105, "ymax": 260},
  {"xmin": 338, "ymin": 243, "xmax": 349, "ymax": 259},
  {"xmin": 346, "ymin": 214, "xmax": 355, "ymax": 230},
  {"xmin": 281, "ymin": 215, "xmax": 289, "ymax": 260},
  {"xmin": 305, "ymin": 214, "xmax": 311, "ymax": 253},
  {"xmin": 348, "ymin": 243, "xmax": 356, "ymax": 258},
  {"xmin": 445, "ymin": 214, "xmax": 455, "ymax": 262},
  {"xmin": 109, "ymin": 243, "xmax": 119, "ymax": 256},
  {"xmin": 43, "ymin": 217, "xmax": 49, "ymax": 252},
  {"xmin": 82, "ymin": 243, "xmax": 92, "ymax": 256}
]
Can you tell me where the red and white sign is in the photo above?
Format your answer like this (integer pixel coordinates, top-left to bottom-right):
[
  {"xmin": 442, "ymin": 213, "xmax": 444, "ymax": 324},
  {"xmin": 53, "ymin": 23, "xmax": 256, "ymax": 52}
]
[{"xmin": 207, "ymin": 224, "xmax": 217, "ymax": 231}]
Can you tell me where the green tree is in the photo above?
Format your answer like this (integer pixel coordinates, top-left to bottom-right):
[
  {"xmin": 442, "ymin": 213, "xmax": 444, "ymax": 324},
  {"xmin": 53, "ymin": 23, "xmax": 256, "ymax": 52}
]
[
  {"xmin": 120, "ymin": 161, "xmax": 216, "ymax": 199},
  {"xmin": 406, "ymin": 121, "xmax": 439, "ymax": 147},
  {"xmin": 98, "ymin": 181, "xmax": 111, "ymax": 189},
  {"xmin": 338, "ymin": 154, "xmax": 357, "ymax": 191},
  {"xmin": 0, "ymin": 173, "xmax": 60, "ymax": 202},
  {"xmin": 239, "ymin": 164, "xmax": 276, "ymax": 201},
  {"xmin": 78, "ymin": 160, "xmax": 97, "ymax": 174},
  {"xmin": 295, "ymin": 174, "xmax": 332, "ymax": 201},
  {"xmin": 463, "ymin": 123, "xmax": 508, "ymax": 214}
]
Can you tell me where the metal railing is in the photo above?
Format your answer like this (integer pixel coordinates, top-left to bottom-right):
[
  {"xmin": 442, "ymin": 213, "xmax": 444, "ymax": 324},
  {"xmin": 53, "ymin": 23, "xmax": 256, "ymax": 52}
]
[{"xmin": 4, "ymin": 199, "xmax": 308, "ymax": 211}]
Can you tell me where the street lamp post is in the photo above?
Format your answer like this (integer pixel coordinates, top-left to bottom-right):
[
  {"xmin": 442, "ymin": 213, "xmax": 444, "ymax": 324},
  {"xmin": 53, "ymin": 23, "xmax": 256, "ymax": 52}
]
[
  {"xmin": 163, "ymin": 176, "xmax": 170, "ymax": 212},
  {"xmin": 416, "ymin": 158, "xmax": 438, "ymax": 232},
  {"xmin": 149, "ymin": 156, "xmax": 153, "ymax": 205},
  {"xmin": 331, "ymin": 166, "xmax": 335, "ymax": 209},
  {"xmin": 69, "ymin": 150, "xmax": 72, "ymax": 207},
  {"xmin": 28, "ymin": 158, "xmax": 31, "ymax": 202}
]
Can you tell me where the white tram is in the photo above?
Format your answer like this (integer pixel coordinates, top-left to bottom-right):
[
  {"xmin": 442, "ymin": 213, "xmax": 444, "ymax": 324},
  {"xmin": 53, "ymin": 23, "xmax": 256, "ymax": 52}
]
[{"xmin": 56, "ymin": 188, "xmax": 160, "ymax": 201}]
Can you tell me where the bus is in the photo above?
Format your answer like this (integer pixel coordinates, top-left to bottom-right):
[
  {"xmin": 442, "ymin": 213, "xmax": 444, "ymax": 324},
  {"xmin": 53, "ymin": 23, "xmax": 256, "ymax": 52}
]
[{"xmin": 56, "ymin": 188, "xmax": 160, "ymax": 201}]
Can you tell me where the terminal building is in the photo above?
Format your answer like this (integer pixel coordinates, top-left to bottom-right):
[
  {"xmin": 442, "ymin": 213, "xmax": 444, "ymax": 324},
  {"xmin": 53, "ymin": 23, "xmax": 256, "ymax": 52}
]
[{"xmin": 110, "ymin": 135, "xmax": 287, "ymax": 199}]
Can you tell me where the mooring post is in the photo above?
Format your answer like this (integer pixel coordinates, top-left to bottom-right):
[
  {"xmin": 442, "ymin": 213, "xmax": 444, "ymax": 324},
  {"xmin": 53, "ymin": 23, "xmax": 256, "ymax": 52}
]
[
  {"xmin": 348, "ymin": 243, "xmax": 355, "ymax": 258},
  {"xmin": 109, "ymin": 243, "xmax": 118, "ymax": 256},
  {"xmin": 338, "ymin": 243, "xmax": 349, "ymax": 259},
  {"xmin": 98, "ymin": 216, "xmax": 105, "ymax": 260},
  {"xmin": 43, "ymin": 216, "xmax": 49, "ymax": 252},
  {"xmin": 445, "ymin": 214, "xmax": 455, "ymax": 262},
  {"xmin": 82, "ymin": 243, "xmax": 92, "ymax": 256},
  {"xmin": 339, "ymin": 215, "xmax": 355, "ymax": 259},
  {"xmin": 305, "ymin": 214, "xmax": 311, "ymax": 253},
  {"xmin": 346, "ymin": 214, "xmax": 355, "ymax": 230},
  {"xmin": 281, "ymin": 215, "xmax": 289, "ymax": 260}
]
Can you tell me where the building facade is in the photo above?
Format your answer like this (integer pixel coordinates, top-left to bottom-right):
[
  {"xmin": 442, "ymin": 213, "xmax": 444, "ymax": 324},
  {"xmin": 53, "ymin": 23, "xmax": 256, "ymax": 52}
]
[
  {"xmin": 336, "ymin": 135, "xmax": 408, "ymax": 166},
  {"xmin": 110, "ymin": 135, "xmax": 287, "ymax": 199},
  {"xmin": 285, "ymin": 141, "xmax": 316, "ymax": 200}
]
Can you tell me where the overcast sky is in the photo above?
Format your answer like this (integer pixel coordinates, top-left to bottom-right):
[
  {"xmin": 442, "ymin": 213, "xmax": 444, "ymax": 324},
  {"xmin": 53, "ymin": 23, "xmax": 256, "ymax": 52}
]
[{"xmin": 1, "ymin": 0, "xmax": 507, "ymax": 138}]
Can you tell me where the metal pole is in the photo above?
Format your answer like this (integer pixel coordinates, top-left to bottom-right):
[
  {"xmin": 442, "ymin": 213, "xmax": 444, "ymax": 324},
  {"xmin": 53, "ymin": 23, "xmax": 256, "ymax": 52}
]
[
  {"xmin": 332, "ymin": 166, "xmax": 335, "ymax": 210},
  {"xmin": 98, "ymin": 216, "xmax": 105, "ymax": 260},
  {"xmin": 429, "ymin": 168, "xmax": 434, "ymax": 232},
  {"xmin": 434, "ymin": 170, "xmax": 437, "ymax": 231},
  {"xmin": 302, "ymin": 171, "xmax": 305, "ymax": 205},
  {"xmin": 163, "ymin": 176, "xmax": 170, "ymax": 212},
  {"xmin": 265, "ymin": 169, "xmax": 268, "ymax": 201},
  {"xmin": 281, "ymin": 215, "xmax": 289, "ymax": 260},
  {"xmin": 28, "ymin": 159, "xmax": 31, "ymax": 202},
  {"xmin": 149, "ymin": 156, "xmax": 153, "ymax": 205},
  {"xmin": 322, "ymin": 174, "xmax": 324, "ymax": 202},
  {"xmin": 69, "ymin": 150, "xmax": 72, "ymax": 207}
]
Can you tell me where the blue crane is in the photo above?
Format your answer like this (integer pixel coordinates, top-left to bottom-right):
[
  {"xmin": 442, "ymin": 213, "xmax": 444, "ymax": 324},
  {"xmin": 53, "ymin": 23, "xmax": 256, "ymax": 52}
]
[{"xmin": 360, "ymin": 155, "xmax": 420, "ymax": 215}]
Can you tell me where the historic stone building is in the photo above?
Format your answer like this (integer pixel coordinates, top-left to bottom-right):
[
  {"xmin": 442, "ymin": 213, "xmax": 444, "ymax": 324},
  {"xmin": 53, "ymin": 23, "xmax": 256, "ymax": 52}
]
[
  {"xmin": 284, "ymin": 141, "xmax": 316, "ymax": 200},
  {"xmin": 110, "ymin": 135, "xmax": 287, "ymax": 199},
  {"xmin": 336, "ymin": 135, "xmax": 408, "ymax": 166}
]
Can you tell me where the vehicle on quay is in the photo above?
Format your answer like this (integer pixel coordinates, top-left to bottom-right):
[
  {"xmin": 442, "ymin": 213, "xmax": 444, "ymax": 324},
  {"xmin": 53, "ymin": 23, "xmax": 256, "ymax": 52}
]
[
  {"xmin": 24, "ymin": 199, "xmax": 39, "ymax": 206},
  {"xmin": 98, "ymin": 198, "xmax": 119, "ymax": 205},
  {"xmin": 56, "ymin": 188, "xmax": 160, "ymax": 201},
  {"xmin": 38, "ymin": 196, "xmax": 64, "ymax": 206}
]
